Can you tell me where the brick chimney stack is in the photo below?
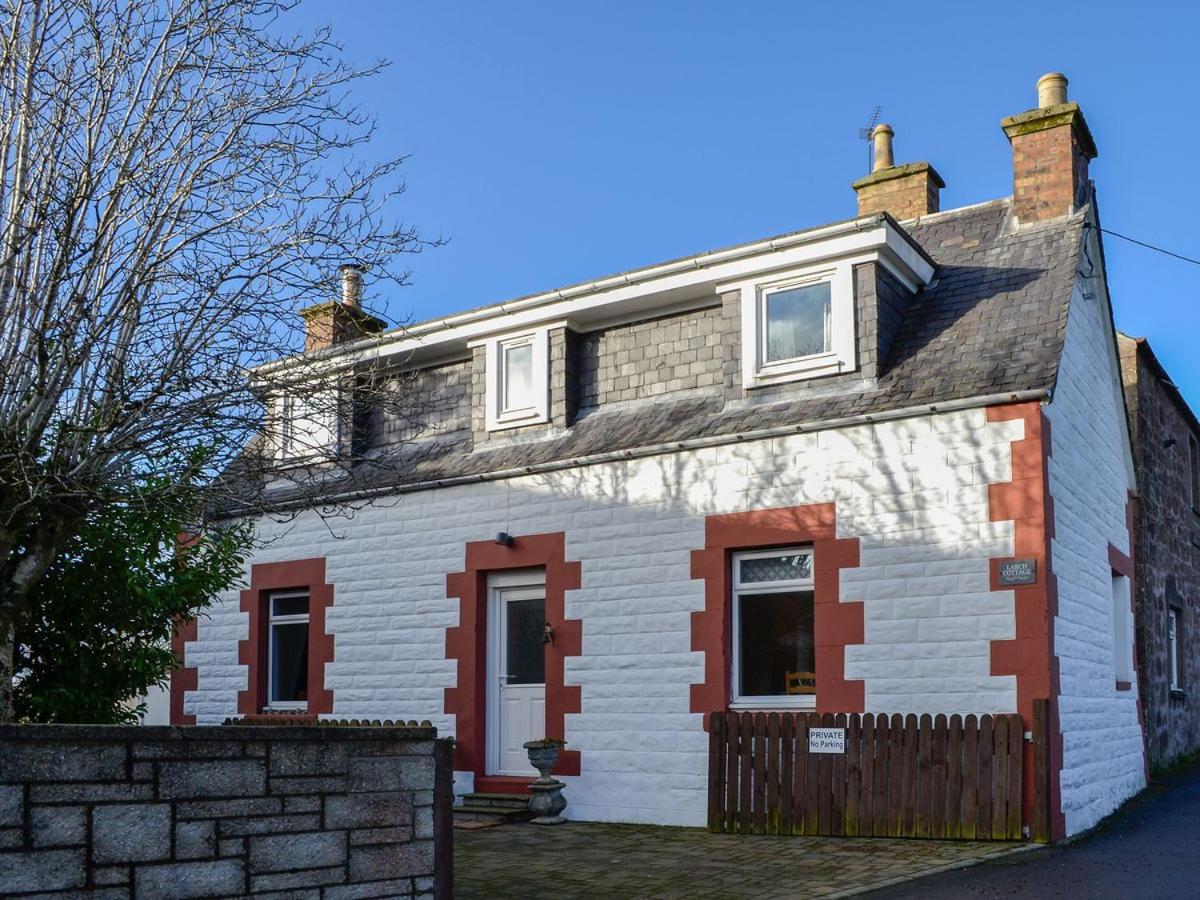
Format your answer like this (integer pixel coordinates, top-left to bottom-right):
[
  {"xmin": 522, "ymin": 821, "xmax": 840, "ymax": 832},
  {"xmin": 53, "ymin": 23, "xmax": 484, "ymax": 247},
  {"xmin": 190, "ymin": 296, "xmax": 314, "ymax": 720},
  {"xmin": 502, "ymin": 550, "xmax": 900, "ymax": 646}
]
[
  {"xmin": 852, "ymin": 124, "xmax": 944, "ymax": 220},
  {"xmin": 300, "ymin": 264, "xmax": 386, "ymax": 352},
  {"xmin": 1002, "ymin": 72, "xmax": 1097, "ymax": 223}
]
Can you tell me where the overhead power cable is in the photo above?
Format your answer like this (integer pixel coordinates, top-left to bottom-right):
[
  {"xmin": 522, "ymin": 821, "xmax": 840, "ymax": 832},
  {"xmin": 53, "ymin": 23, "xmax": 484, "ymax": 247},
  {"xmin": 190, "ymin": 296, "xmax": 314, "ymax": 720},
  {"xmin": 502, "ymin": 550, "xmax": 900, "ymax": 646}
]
[{"xmin": 1101, "ymin": 228, "xmax": 1200, "ymax": 267}]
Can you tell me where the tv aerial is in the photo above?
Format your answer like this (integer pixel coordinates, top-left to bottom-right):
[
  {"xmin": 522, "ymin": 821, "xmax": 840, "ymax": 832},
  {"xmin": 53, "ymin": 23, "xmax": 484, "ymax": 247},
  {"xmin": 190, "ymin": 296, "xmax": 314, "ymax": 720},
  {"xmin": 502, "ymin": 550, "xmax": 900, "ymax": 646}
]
[{"xmin": 858, "ymin": 106, "xmax": 883, "ymax": 171}]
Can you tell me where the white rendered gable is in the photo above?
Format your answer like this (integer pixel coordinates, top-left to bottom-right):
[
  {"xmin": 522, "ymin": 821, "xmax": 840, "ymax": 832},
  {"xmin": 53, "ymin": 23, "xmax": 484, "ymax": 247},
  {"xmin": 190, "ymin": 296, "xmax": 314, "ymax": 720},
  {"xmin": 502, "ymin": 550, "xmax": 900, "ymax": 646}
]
[{"xmin": 1044, "ymin": 220, "xmax": 1145, "ymax": 836}]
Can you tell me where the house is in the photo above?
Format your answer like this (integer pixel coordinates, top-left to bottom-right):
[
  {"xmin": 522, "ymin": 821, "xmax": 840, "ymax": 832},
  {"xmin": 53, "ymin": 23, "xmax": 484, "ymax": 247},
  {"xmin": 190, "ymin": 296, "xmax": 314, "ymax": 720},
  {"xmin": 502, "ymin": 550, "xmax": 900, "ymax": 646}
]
[
  {"xmin": 1118, "ymin": 335, "xmax": 1200, "ymax": 767},
  {"xmin": 173, "ymin": 73, "xmax": 1147, "ymax": 841}
]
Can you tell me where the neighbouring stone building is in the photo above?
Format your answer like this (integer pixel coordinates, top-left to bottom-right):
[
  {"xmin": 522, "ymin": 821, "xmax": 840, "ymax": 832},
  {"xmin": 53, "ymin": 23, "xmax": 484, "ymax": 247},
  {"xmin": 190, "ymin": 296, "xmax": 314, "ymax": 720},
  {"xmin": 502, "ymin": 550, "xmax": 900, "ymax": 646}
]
[
  {"xmin": 1119, "ymin": 335, "xmax": 1200, "ymax": 766},
  {"xmin": 173, "ymin": 73, "xmax": 1151, "ymax": 842}
]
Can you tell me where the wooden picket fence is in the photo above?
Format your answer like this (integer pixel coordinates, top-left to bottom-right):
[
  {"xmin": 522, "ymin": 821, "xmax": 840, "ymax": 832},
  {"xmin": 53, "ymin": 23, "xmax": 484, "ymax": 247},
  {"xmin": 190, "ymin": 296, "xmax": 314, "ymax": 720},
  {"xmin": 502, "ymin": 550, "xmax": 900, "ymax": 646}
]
[{"xmin": 708, "ymin": 704, "xmax": 1052, "ymax": 841}]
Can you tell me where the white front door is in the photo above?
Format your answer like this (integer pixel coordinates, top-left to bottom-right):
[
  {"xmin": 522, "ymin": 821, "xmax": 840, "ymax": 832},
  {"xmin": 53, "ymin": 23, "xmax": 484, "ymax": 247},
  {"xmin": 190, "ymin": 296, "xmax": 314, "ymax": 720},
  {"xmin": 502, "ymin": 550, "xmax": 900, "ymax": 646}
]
[{"xmin": 488, "ymin": 583, "xmax": 546, "ymax": 776}]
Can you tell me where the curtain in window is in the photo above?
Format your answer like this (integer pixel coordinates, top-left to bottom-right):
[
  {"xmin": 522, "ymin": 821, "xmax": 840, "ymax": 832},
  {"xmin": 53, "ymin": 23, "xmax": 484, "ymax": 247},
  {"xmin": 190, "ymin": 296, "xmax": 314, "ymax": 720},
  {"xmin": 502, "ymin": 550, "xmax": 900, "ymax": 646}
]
[{"xmin": 765, "ymin": 282, "xmax": 832, "ymax": 362}]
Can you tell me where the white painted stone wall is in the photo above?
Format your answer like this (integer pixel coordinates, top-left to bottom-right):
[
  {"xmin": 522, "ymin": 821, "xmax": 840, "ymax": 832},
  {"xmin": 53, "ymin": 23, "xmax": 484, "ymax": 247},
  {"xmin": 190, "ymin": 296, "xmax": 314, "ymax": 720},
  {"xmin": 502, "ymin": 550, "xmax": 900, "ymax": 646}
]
[
  {"xmin": 1045, "ymin": 267, "xmax": 1146, "ymax": 835},
  {"xmin": 184, "ymin": 408, "xmax": 1026, "ymax": 826}
]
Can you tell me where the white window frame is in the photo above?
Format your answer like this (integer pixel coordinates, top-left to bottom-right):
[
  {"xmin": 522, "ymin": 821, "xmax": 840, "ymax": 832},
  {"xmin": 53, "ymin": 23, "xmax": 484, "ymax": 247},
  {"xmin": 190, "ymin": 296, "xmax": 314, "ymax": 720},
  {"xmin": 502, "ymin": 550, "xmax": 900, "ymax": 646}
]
[
  {"xmin": 274, "ymin": 390, "xmax": 340, "ymax": 461},
  {"xmin": 726, "ymin": 261, "xmax": 856, "ymax": 389},
  {"xmin": 1111, "ymin": 573, "xmax": 1133, "ymax": 684},
  {"xmin": 274, "ymin": 394, "xmax": 294, "ymax": 460},
  {"xmin": 482, "ymin": 328, "xmax": 550, "ymax": 431},
  {"xmin": 730, "ymin": 546, "xmax": 816, "ymax": 710},
  {"xmin": 1169, "ymin": 607, "xmax": 1182, "ymax": 692},
  {"xmin": 267, "ymin": 590, "xmax": 310, "ymax": 710}
]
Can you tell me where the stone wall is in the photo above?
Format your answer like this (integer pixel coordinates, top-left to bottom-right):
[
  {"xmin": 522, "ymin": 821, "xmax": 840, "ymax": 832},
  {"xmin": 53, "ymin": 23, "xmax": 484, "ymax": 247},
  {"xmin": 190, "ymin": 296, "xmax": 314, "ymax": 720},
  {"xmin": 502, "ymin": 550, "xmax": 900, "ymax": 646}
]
[
  {"xmin": 1119, "ymin": 335, "xmax": 1200, "ymax": 767},
  {"xmin": 0, "ymin": 724, "xmax": 452, "ymax": 899}
]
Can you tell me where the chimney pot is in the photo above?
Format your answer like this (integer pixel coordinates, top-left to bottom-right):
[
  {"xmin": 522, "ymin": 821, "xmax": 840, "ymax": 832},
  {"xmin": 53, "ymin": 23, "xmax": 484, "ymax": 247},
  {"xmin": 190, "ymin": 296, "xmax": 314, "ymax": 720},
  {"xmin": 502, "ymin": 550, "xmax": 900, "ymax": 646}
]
[
  {"xmin": 1036, "ymin": 72, "xmax": 1068, "ymax": 108},
  {"xmin": 339, "ymin": 264, "xmax": 364, "ymax": 309},
  {"xmin": 871, "ymin": 124, "xmax": 895, "ymax": 172}
]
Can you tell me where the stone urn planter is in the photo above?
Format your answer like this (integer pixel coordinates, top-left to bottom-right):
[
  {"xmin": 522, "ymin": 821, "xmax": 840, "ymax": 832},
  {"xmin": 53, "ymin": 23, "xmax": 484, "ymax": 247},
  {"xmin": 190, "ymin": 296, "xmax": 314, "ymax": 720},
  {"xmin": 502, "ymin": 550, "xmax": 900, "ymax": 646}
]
[{"xmin": 523, "ymin": 739, "xmax": 568, "ymax": 825}]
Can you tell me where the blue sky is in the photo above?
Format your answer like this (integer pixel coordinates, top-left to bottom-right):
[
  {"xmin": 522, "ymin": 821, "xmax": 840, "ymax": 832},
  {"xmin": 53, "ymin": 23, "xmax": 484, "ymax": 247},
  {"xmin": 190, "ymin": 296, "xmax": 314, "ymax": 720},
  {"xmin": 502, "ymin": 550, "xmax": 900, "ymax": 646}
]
[{"xmin": 289, "ymin": 1, "xmax": 1200, "ymax": 406}]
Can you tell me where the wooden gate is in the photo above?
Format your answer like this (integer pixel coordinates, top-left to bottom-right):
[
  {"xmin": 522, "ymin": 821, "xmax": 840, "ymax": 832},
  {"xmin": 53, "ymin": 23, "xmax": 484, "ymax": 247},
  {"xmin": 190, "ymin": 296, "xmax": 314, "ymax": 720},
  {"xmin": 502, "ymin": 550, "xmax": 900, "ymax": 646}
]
[{"xmin": 708, "ymin": 707, "xmax": 1050, "ymax": 841}]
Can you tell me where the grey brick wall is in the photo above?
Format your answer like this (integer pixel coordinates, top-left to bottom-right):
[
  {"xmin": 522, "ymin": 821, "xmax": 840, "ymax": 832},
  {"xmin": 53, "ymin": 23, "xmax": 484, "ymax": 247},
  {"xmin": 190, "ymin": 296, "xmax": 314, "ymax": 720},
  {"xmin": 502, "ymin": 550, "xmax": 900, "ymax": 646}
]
[
  {"xmin": 550, "ymin": 327, "xmax": 579, "ymax": 426},
  {"xmin": 869, "ymin": 263, "xmax": 910, "ymax": 379},
  {"xmin": 577, "ymin": 304, "xmax": 728, "ymax": 410},
  {"xmin": 0, "ymin": 724, "xmax": 452, "ymax": 899},
  {"xmin": 1119, "ymin": 338, "xmax": 1200, "ymax": 767},
  {"xmin": 367, "ymin": 360, "xmax": 471, "ymax": 448},
  {"xmin": 469, "ymin": 345, "xmax": 488, "ymax": 443}
]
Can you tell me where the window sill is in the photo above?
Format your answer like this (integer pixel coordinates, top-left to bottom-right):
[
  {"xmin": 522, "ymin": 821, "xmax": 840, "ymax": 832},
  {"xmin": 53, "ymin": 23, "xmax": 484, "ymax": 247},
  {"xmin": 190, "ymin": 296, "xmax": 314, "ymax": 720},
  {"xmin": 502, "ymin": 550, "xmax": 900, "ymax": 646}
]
[
  {"xmin": 273, "ymin": 450, "xmax": 338, "ymax": 468},
  {"xmin": 746, "ymin": 355, "xmax": 851, "ymax": 389},
  {"xmin": 486, "ymin": 410, "xmax": 549, "ymax": 433},
  {"xmin": 730, "ymin": 698, "xmax": 816, "ymax": 712}
]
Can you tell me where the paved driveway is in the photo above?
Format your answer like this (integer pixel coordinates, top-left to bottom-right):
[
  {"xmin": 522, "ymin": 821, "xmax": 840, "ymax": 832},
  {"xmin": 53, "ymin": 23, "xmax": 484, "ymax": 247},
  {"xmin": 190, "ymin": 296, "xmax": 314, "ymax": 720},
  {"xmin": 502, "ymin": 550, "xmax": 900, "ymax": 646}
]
[
  {"xmin": 455, "ymin": 821, "xmax": 1026, "ymax": 899},
  {"xmin": 869, "ymin": 763, "xmax": 1200, "ymax": 898}
]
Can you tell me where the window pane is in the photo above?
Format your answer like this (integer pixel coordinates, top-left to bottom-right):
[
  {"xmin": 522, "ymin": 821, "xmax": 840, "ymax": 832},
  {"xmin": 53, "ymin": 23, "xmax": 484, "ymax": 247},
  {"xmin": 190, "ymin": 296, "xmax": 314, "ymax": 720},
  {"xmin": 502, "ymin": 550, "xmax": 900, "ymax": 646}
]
[
  {"xmin": 503, "ymin": 343, "xmax": 534, "ymax": 410},
  {"xmin": 272, "ymin": 594, "xmax": 309, "ymax": 618},
  {"xmin": 1111, "ymin": 575, "xmax": 1131, "ymax": 680},
  {"xmin": 765, "ymin": 282, "xmax": 831, "ymax": 362},
  {"xmin": 1170, "ymin": 610, "xmax": 1180, "ymax": 689},
  {"xmin": 271, "ymin": 622, "xmax": 309, "ymax": 703},
  {"xmin": 738, "ymin": 590, "xmax": 814, "ymax": 696},
  {"xmin": 506, "ymin": 597, "xmax": 546, "ymax": 685},
  {"xmin": 739, "ymin": 553, "xmax": 811, "ymax": 584}
]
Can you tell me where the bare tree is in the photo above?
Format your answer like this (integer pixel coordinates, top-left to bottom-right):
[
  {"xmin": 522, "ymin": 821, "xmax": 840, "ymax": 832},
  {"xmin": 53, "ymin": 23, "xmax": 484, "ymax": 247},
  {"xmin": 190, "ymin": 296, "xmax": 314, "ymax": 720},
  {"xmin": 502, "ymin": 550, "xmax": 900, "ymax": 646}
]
[{"xmin": 0, "ymin": 0, "xmax": 432, "ymax": 718}]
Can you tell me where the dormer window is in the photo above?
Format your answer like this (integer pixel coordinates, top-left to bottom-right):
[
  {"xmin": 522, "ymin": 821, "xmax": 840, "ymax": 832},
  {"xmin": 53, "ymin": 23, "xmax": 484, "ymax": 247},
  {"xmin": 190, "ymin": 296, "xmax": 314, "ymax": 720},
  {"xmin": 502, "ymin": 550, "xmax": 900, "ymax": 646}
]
[
  {"xmin": 274, "ymin": 390, "xmax": 339, "ymax": 460},
  {"xmin": 483, "ymin": 328, "xmax": 550, "ymax": 431},
  {"xmin": 727, "ymin": 262, "xmax": 857, "ymax": 388}
]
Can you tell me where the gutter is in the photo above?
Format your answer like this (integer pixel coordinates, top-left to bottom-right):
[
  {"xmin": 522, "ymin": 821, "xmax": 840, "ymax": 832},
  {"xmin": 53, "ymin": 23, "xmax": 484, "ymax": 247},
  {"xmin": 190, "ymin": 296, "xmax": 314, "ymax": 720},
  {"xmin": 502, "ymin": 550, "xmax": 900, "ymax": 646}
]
[{"xmin": 221, "ymin": 388, "xmax": 1052, "ymax": 518}]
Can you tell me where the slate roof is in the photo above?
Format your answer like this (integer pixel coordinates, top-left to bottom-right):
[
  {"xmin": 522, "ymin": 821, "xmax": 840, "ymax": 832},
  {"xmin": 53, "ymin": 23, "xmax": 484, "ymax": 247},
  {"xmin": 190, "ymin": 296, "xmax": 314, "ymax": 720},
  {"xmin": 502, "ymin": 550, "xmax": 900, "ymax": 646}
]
[{"xmin": 234, "ymin": 197, "xmax": 1085, "ymax": 508}]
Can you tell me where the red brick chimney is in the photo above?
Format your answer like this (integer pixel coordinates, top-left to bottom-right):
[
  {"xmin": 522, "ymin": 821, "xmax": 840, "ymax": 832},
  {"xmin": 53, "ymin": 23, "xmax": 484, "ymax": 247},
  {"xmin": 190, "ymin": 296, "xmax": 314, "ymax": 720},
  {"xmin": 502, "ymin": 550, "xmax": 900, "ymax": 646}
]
[
  {"xmin": 301, "ymin": 264, "xmax": 386, "ymax": 352},
  {"xmin": 1002, "ymin": 72, "xmax": 1097, "ymax": 223},
  {"xmin": 852, "ymin": 124, "xmax": 944, "ymax": 220}
]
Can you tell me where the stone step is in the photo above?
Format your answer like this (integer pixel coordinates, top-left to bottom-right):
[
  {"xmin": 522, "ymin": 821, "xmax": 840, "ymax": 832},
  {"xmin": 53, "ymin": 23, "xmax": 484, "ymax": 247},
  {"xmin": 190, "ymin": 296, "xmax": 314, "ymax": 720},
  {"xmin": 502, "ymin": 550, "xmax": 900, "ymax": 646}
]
[
  {"xmin": 460, "ymin": 791, "xmax": 531, "ymax": 811},
  {"xmin": 452, "ymin": 802, "xmax": 534, "ymax": 829}
]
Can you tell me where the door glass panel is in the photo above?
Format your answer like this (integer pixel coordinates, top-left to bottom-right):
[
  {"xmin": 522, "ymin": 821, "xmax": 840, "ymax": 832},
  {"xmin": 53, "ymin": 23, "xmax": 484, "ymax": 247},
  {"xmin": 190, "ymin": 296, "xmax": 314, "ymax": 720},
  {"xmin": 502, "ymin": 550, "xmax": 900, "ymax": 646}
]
[
  {"xmin": 506, "ymin": 596, "xmax": 545, "ymax": 685},
  {"xmin": 738, "ymin": 590, "xmax": 814, "ymax": 696},
  {"xmin": 271, "ymin": 622, "xmax": 309, "ymax": 702}
]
